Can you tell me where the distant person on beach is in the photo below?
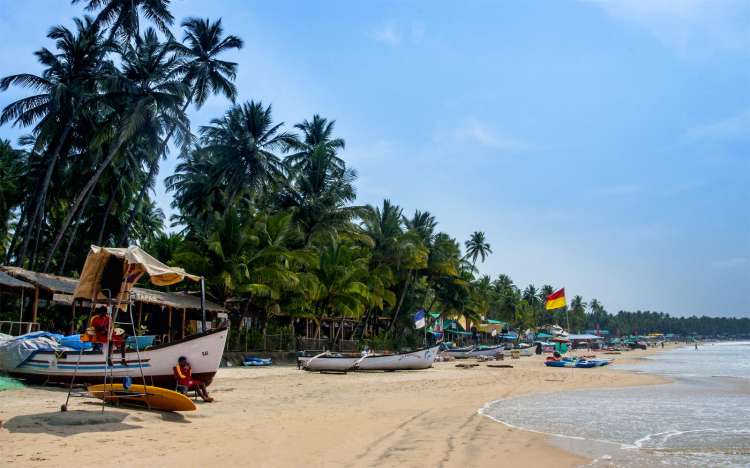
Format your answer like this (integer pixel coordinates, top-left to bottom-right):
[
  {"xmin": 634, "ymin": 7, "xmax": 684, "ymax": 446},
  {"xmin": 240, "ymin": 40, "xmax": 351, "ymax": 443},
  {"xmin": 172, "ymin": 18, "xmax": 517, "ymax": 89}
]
[
  {"xmin": 661, "ymin": 342, "xmax": 664, "ymax": 349},
  {"xmin": 174, "ymin": 356, "xmax": 214, "ymax": 402},
  {"xmin": 695, "ymin": 342, "xmax": 699, "ymax": 351}
]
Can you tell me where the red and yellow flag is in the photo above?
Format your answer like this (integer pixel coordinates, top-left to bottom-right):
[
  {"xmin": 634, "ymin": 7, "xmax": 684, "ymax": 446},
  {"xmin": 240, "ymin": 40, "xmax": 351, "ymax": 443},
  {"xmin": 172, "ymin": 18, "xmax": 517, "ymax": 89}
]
[{"xmin": 545, "ymin": 288, "xmax": 566, "ymax": 310}]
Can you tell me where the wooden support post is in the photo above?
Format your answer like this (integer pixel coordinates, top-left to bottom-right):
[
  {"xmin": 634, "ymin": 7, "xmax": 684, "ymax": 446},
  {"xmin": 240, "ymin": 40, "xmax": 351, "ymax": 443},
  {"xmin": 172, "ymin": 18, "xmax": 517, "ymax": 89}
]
[
  {"xmin": 137, "ymin": 302, "xmax": 143, "ymax": 332},
  {"xmin": 167, "ymin": 306, "xmax": 173, "ymax": 343},
  {"xmin": 71, "ymin": 299, "xmax": 77, "ymax": 335},
  {"xmin": 31, "ymin": 286, "xmax": 39, "ymax": 324},
  {"xmin": 181, "ymin": 308, "xmax": 186, "ymax": 339}
]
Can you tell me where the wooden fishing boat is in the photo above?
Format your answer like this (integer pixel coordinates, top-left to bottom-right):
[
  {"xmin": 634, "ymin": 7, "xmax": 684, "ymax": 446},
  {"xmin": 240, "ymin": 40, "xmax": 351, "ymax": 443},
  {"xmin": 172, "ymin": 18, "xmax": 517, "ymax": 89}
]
[
  {"xmin": 467, "ymin": 344, "xmax": 505, "ymax": 358},
  {"xmin": 440, "ymin": 345, "xmax": 474, "ymax": 359},
  {"xmin": 299, "ymin": 346, "xmax": 439, "ymax": 372},
  {"xmin": 4, "ymin": 327, "xmax": 227, "ymax": 387}
]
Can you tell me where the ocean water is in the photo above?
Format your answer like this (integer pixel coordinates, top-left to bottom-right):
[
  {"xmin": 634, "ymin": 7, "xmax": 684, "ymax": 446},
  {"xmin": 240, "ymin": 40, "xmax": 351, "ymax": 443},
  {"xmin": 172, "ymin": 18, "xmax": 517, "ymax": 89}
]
[{"xmin": 479, "ymin": 342, "xmax": 750, "ymax": 467}]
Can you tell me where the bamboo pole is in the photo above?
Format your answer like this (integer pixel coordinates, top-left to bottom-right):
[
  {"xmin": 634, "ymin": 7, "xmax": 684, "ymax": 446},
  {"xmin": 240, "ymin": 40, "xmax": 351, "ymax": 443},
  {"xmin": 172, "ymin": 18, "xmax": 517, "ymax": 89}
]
[
  {"xmin": 137, "ymin": 302, "xmax": 143, "ymax": 332},
  {"xmin": 182, "ymin": 308, "xmax": 186, "ymax": 339}
]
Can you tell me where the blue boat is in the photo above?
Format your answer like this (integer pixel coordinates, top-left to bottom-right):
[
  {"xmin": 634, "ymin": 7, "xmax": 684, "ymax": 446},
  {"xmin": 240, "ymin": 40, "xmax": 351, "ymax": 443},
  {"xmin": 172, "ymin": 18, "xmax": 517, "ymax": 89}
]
[{"xmin": 243, "ymin": 356, "xmax": 272, "ymax": 367}]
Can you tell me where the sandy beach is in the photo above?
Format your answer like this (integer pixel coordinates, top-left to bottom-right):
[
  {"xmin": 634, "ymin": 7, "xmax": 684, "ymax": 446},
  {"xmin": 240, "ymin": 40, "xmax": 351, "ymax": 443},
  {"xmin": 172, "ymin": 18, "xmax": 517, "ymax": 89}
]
[{"xmin": 0, "ymin": 346, "xmax": 676, "ymax": 468}]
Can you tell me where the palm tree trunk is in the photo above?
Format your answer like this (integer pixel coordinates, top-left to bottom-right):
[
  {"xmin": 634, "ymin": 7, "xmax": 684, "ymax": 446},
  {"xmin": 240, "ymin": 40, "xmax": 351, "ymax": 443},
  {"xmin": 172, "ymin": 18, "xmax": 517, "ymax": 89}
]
[
  {"xmin": 388, "ymin": 270, "xmax": 413, "ymax": 332},
  {"xmin": 96, "ymin": 184, "xmax": 117, "ymax": 246},
  {"xmin": 16, "ymin": 123, "xmax": 72, "ymax": 267},
  {"xmin": 119, "ymin": 98, "xmax": 191, "ymax": 245},
  {"xmin": 59, "ymin": 183, "xmax": 96, "ymax": 274},
  {"xmin": 29, "ymin": 190, "xmax": 47, "ymax": 271},
  {"xmin": 4, "ymin": 199, "xmax": 28, "ymax": 264},
  {"xmin": 43, "ymin": 132, "xmax": 128, "ymax": 272}
]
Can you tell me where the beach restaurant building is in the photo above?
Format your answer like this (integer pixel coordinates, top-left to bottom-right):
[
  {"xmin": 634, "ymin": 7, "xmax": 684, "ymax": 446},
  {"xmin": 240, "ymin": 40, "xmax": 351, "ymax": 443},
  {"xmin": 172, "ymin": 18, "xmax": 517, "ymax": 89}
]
[{"xmin": 0, "ymin": 266, "xmax": 226, "ymax": 344}]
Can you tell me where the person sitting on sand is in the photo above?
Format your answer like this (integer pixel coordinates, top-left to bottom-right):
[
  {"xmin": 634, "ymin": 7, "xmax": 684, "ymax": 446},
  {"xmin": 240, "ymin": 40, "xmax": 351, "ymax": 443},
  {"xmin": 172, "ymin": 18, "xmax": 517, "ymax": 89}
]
[
  {"xmin": 546, "ymin": 351, "xmax": 562, "ymax": 362},
  {"xmin": 174, "ymin": 356, "xmax": 214, "ymax": 402}
]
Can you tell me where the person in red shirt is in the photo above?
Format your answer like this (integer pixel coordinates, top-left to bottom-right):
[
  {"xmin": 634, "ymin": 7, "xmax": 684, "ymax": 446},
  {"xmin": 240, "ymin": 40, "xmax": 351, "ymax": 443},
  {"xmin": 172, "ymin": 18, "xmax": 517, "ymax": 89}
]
[
  {"xmin": 88, "ymin": 308, "xmax": 127, "ymax": 366},
  {"xmin": 90, "ymin": 308, "xmax": 110, "ymax": 344},
  {"xmin": 174, "ymin": 356, "xmax": 213, "ymax": 402}
]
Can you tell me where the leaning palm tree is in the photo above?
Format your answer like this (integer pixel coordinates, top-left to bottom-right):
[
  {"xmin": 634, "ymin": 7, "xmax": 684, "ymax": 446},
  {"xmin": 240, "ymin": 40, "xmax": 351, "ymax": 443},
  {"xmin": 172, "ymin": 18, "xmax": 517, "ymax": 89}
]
[
  {"xmin": 72, "ymin": 0, "xmax": 174, "ymax": 42},
  {"xmin": 464, "ymin": 230, "xmax": 492, "ymax": 267},
  {"xmin": 120, "ymin": 17, "xmax": 243, "ymax": 243},
  {"xmin": 42, "ymin": 27, "xmax": 189, "ymax": 271},
  {"xmin": 0, "ymin": 16, "xmax": 112, "ymax": 267},
  {"xmin": 200, "ymin": 101, "xmax": 294, "ymax": 202}
]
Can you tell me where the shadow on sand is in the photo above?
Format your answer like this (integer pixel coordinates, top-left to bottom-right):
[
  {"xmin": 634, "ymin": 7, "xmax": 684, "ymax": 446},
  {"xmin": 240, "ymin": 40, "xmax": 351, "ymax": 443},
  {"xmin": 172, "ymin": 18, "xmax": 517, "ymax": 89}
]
[
  {"xmin": 2, "ymin": 409, "xmax": 137, "ymax": 436},
  {"xmin": 3, "ymin": 403, "xmax": 191, "ymax": 435}
]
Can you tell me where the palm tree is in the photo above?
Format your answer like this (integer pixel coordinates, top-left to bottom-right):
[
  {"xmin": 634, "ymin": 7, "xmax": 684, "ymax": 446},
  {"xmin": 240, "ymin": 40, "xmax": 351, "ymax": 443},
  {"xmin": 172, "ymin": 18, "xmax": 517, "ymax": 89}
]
[
  {"xmin": 72, "ymin": 0, "xmax": 174, "ymax": 42},
  {"xmin": 569, "ymin": 295, "xmax": 587, "ymax": 332},
  {"xmin": 404, "ymin": 210, "xmax": 437, "ymax": 245},
  {"xmin": 200, "ymin": 101, "xmax": 294, "ymax": 202},
  {"xmin": 464, "ymin": 231, "xmax": 492, "ymax": 267},
  {"xmin": 279, "ymin": 143, "xmax": 360, "ymax": 245},
  {"xmin": 0, "ymin": 17, "xmax": 112, "ymax": 266},
  {"xmin": 312, "ymin": 239, "xmax": 370, "ymax": 342},
  {"xmin": 120, "ymin": 17, "xmax": 243, "ymax": 243},
  {"xmin": 285, "ymin": 115, "xmax": 345, "ymax": 173},
  {"xmin": 42, "ymin": 27, "xmax": 188, "ymax": 271},
  {"xmin": 0, "ymin": 140, "xmax": 26, "ymax": 256},
  {"xmin": 360, "ymin": 200, "xmax": 428, "ymax": 331}
]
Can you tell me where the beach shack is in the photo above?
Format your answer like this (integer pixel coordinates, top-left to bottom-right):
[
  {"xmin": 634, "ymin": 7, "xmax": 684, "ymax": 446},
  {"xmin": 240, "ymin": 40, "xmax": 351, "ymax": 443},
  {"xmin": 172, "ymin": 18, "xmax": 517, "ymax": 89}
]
[
  {"xmin": 0, "ymin": 270, "xmax": 35, "ymax": 335},
  {"xmin": 0, "ymin": 266, "xmax": 225, "ymax": 343},
  {"xmin": 568, "ymin": 333, "xmax": 604, "ymax": 350}
]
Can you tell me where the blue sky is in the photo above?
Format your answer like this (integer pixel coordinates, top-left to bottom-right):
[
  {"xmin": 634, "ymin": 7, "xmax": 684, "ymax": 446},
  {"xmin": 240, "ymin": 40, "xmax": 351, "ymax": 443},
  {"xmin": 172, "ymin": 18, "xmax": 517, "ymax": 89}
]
[{"xmin": 0, "ymin": 0, "xmax": 748, "ymax": 317}]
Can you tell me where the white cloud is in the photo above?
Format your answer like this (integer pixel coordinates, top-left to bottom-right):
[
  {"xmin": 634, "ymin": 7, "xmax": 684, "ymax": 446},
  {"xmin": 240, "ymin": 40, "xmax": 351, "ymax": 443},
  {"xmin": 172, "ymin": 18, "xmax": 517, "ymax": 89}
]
[
  {"xmin": 686, "ymin": 109, "xmax": 750, "ymax": 142},
  {"xmin": 712, "ymin": 257, "xmax": 749, "ymax": 269},
  {"xmin": 455, "ymin": 119, "xmax": 533, "ymax": 153},
  {"xmin": 581, "ymin": 0, "xmax": 750, "ymax": 56},
  {"xmin": 370, "ymin": 19, "xmax": 427, "ymax": 46}
]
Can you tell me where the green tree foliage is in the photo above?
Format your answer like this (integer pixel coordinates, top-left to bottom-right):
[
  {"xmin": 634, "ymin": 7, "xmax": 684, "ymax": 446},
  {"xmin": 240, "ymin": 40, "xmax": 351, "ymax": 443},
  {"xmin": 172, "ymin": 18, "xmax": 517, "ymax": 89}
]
[{"xmin": 0, "ymin": 1, "xmax": 744, "ymax": 345}]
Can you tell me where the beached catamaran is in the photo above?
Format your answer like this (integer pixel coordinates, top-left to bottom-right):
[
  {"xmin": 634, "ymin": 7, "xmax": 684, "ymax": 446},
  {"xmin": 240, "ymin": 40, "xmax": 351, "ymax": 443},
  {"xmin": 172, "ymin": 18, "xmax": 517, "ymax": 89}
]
[{"xmin": 0, "ymin": 246, "xmax": 228, "ymax": 388}]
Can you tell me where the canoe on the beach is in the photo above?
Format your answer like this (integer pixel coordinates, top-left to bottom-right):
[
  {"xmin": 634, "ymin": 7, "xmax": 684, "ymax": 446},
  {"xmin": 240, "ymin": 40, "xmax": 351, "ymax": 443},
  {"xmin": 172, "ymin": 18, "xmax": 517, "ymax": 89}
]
[
  {"xmin": 467, "ymin": 345, "xmax": 505, "ymax": 358},
  {"xmin": 441, "ymin": 346, "xmax": 474, "ymax": 359},
  {"xmin": 544, "ymin": 360, "xmax": 574, "ymax": 367},
  {"xmin": 243, "ymin": 357, "xmax": 272, "ymax": 366},
  {"xmin": 545, "ymin": 358, "xmax": 612, "ymax": 368},
  {"xmin": 299, "ymin": 346, "xmax": 439, "ymax": 372},
  {"xmin": 87, "ymin": 383, "xmax": 197, "ymax": 412}
]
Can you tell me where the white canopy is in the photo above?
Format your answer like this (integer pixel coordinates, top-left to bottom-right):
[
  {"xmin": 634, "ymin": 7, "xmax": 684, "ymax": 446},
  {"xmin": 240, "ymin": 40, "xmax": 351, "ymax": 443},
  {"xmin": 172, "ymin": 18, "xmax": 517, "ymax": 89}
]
[{"xmin": 74, "ymin": 245, "xmax": 200, "ymax": 303}]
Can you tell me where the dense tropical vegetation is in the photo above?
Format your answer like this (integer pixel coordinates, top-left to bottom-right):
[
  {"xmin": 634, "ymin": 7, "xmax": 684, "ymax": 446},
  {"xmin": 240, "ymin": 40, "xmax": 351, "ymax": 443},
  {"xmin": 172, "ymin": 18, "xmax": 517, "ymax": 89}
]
[{"xmin": 1, "ymin": 1, "xmax": 746, "ymax": 346}]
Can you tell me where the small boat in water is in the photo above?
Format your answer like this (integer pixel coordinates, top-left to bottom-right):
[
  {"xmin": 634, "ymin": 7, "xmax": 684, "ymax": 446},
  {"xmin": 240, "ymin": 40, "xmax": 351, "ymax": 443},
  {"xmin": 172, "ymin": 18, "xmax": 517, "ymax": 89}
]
[{"xmin": 299, "ymin": 346, "xmax": 439, "ymax": 372}]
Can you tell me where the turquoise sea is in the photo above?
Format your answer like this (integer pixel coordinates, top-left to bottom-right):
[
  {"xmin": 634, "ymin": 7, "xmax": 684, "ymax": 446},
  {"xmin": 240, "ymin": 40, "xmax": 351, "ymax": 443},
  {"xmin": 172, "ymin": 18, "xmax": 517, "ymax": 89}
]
[{"xmin": 480, "ymin": 342, "xmax": 750, "ymax": 467}]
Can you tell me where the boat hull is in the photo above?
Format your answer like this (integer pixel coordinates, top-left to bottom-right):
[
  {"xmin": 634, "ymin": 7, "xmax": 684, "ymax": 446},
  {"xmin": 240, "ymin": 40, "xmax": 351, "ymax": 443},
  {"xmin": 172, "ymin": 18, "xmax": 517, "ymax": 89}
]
[
  {"xmin": 441, "ymin": 347, "xmax": 474, "ymax": 359},
  {"xmin": 468, "ymin": 345, "xmax": 505, "ymax": 358},
  {"xmin": 6, "ymin": 328, "xmax": 228, "ymax": 388},
  {"xmin": 300, "ymin": 346, "xmax": 439, "ymax": 372}
]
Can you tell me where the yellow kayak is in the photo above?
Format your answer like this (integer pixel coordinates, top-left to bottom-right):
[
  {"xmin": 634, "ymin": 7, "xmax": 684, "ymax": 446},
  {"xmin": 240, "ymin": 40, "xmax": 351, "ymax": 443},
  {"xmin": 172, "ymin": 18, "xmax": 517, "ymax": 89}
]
[{"xmin": 87, "ymin": 383, "xmax": 197, "ymax": 412}]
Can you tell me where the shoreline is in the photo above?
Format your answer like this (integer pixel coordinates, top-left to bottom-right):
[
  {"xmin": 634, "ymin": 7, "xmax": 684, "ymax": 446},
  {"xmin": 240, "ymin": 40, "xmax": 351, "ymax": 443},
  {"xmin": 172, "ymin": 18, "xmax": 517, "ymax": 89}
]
[{"xmin": 0, "ymin": 345, "xmax": 678, "ymax": 467}]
